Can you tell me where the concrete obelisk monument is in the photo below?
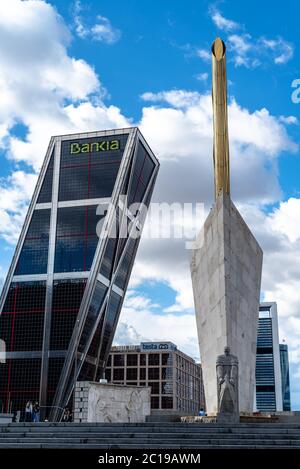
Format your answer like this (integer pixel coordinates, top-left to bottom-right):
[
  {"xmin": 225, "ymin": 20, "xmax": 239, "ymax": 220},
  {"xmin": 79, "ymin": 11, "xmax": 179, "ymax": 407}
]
[{"xmin": 190, "ymin": 38, "xmax": 263, "ymax": 415}]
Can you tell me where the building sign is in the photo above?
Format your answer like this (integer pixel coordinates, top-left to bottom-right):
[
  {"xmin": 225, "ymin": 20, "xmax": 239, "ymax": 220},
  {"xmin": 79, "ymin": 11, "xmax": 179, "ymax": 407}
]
[
  {"xmin": 140, "ymin": 342, "xmax": 177, "ymax": 351},
  {"xmin": 111, "ymin": 345, "xmax": 139, "ymax": 352},
  {"xmin": 70, "ymin": 139, "xmax": 120, "ymax": 154}
]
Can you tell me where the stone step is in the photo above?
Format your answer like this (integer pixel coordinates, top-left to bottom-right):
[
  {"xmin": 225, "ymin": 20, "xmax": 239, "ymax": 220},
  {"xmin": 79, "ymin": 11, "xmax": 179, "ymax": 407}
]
[
  {"xmin": 2, "ymin": 427, "xmax": 300, "ymax": 436},
  {"xmin": 1, "ymin": 432, "xmax": 300, "ymax": 440},
  {"xmin": 3, "ymin": 429, "xmax": 300, "ymax": 438},
  {"xmin": 0, "ymin": 442, "xmax": 299, "ymax": 449},
  {"xmin": 1, "ymin": 423, "xmax": 299, "ymax": 449},
  {"xmin": 0, "ymin": 437, "xmax": 299, "ymax": 445},
  {"xmin": 2, "ymin": 422, "xmax": 300, "ymax": 428}
]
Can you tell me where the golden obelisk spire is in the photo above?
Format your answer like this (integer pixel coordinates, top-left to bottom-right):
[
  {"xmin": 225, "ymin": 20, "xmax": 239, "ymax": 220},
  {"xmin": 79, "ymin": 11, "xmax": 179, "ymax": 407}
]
[{"xmin": 212, "ymin": 37, "xmax": 230, "ymax": 199}]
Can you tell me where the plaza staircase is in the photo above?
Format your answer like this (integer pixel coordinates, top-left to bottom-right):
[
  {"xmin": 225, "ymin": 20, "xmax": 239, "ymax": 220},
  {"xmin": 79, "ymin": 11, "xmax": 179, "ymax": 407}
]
[{"xmin": 0, "ymin": 422, "xmax": 300, "ymax": 448}]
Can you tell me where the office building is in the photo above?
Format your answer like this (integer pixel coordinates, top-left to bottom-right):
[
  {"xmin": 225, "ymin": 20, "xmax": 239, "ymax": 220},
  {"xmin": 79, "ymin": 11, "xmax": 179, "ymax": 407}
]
[
  {"xmin": 256, "ymin": 303, "xmax": 283, "ymax": 412},
  {"xmin": 106, "ymin": 342, "xmax": 205, "ymax": 414},
  {"xmin": 280, "ymin": 343, "xmax": 291, "ymax": 411},
  {"xmin": 0, "ymin": 128, "xmax": 159, "ymax": 419}
]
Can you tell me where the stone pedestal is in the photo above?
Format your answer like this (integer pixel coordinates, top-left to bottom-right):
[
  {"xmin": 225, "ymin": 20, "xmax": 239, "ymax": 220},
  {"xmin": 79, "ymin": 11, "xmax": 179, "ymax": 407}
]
[
  {"xmin": 74, "ymin": 382, "xmax": 151, "ymax": 423},
  {"xmin": 190, "ymin": 192, "xmax": 263, "ymax": 414},
  {"xmin": 0, "ymin": 413, "xmax": 14, "ymax": 423}
]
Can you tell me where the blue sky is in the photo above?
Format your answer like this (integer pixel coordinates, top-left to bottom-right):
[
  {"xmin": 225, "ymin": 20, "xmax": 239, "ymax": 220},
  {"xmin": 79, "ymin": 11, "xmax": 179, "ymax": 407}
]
[{"xmin": 0, "ymin": 0, "xmax": 300, "ymax": 409}]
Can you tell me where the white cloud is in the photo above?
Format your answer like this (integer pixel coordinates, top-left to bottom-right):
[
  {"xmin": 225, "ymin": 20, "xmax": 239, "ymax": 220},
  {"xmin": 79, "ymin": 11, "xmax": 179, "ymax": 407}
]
[
  {"xmin": 0, "ymin": 0, "xmax": 130, "ymax": 242},
  {"xmin": 73, "ymin": 0, "xmax": 87, "ymax": 38},
  {"xmin": 141, "ymin": 90, "xmax": 201, "ymax": 109},
  {"xmin": 112, "ymin": 90, "xmax": 296, "ymax": 321},
  {"xmin": 0, "ymin": 0, "xmax": 99, "ymax": 102},
  {"xmin": 0, "ymin": 171, "xmax": 37, "ymax": 244},
  {"xmin": 116, "ymin": 292, "xmax": 200, "ymax": 361},
  {"xmin": 140, "ymin": 90, "xmax": 296, "ymax": 168},
  {"xmin": 227, "ymin": 34, "xmax": 257, "ymax": 68},
  {"xmin": 279, "ymin": 115, "xmax": 298, "ymax": 125},
  {"xmin": 196, "ymin": 72, "xmax": 209, "ymax": 82},
  {"xmin": 196, "ymin": 49, "xmax": 211, "ymax": 62},
  {"xmin": 269, "ymin": 198, "xmax": 300, "ymax": 243},
  {"xmin": 210, "ymin": 10, "xmax": 240, "ymax": 32},
  {"xmin": 197, "ymin": 7, "xmax": 294, "ymax": 69},
  {"xmin": 227, "ymin": 34, "xmax": 294, "ymax": 68},
  {"xmin": 114, "ymin": 321, "xmax": 145, "ymax": 346},
  {"xmin": 0, "ymin": 0, "xmax": 107, "ymax": 169},
  {"xmin": 91, "ymin": 16, "xmax": 121, "ymax": 44},
  {"xmin": 260, "ymin": 37, "xmax": 294, "ymax": 64},
  {"xmin": 73, "ymin": 1, "xmax": 121, "ymax": 44}
]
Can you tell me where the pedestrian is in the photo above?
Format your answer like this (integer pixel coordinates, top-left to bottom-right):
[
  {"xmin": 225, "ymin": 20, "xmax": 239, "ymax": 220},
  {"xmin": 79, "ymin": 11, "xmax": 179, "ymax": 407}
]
[
  {"xmin": 24, "ymin": 401, "xmax": 33, "ymax": 422},
  {"xmin": 32, "ymin": 402, "xmax": 40, "ymax": 422},
  {"xmin": 198, "ymin": 407, "xmax": 205, "ymax": 417}
]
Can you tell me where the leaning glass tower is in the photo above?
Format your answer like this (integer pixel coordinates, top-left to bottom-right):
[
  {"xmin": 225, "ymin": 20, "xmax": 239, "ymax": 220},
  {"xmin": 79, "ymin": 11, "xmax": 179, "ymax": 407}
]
[{"xmin": 0, "ymin": 128, "xmax": 159, "ymax": 419}]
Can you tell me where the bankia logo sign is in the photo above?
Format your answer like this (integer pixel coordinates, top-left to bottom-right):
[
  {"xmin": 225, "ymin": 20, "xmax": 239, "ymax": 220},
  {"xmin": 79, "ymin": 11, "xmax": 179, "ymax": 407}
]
[{"xmin": 70, "ymin": 139, "xmax": 120, "ymax": 154}]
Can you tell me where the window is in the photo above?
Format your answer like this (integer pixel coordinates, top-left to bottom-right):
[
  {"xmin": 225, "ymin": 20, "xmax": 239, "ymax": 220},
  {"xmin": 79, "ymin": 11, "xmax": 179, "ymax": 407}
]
[
  {"xmin": 78, "ymin": 281, "xmax": 107, "ymax": 355},
  {"xmin": 140, "ymin": 368, "xmax": 146, "ymax": 380},
  {"xmin": 148, "ymin": 368, "xmax": 159, "ymax": 380},
  {"xmin": 0, "ymin": 282, "xmax": 46, "ymax": 352},
  {"xmin": 99, "ymin": 235, "xmax": 118, "ymax": 280},
  {"xmin": 162, "ymin": 353, "xmax": 172, "ymax": 366},
  {"xmin": 128, "ymin": 142, "xmax": 155, "ymax": 206},
  {"xmin": 114, "ymin": 354, "xmax": 124, "ymax": 367},
  {"xmin": 98, "ymin": 292, "xmax": 122, "ymax": 362},
  {"xmin": 127, "ymin": 354, "xmax": 138, "ymax": 366},
  {"xmin": 150, "ymin": 382, "xmax": 159, "ymax": 394},
  {"xmin": 54, "ymin": 205, "xmax": 102, "ymax": 273},
  {"xmin": 0, "ymin": 358, "xmax": 42, "ymax": 413},
  {"xmin": 50, "ymin": 279, "xmax": 86, "ymax": 351},
  {"xmin": 161, "ymin": 381, "xmax": 173, "ymax": 394},
  {"xmin": 162, "ymin": 397, "xmax": 173, "ymax": 409},
  {"xmin": 16, "ymin": 210, "xmax": 50, "ymax": 275},
  {"xmin": 162, "ymin": 367, "xmax": 173, "ymax": 380},
  {"xmin": 140, "ymin": 354, "xmax": 146, "ymax": 366},
  {"xmin": 126, "ymin": 368, "xmax": 137, "ymax": 380},
  {"xmin": 113, "ymin": 369, "xmax": 124, "ymax": 381},
  {"xmin": 151, "ymin": 396, "xmax": 159, "ymax": 409},
  {"xmin": 148, "ymin": 354, "xmax": 159, "ymax": 366},
  {"xmin": 114, "ymin": 237, "xmax": 139, "ymax": 290},
  {"xmin": 37, "ymin": 150, "xmax": 54, "ymax": 203}
]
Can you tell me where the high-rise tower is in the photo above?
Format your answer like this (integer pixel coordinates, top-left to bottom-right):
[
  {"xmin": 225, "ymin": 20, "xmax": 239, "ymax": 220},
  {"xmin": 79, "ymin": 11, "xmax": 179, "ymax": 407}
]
[{"xmin": 0, "ymin": 128, "xmax": 159, "ymax": 419}]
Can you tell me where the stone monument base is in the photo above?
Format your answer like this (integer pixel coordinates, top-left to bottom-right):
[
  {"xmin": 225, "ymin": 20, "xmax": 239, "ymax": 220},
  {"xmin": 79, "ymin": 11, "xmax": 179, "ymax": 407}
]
[
  {"xmin": 74, "ymin": 381, "xmax": 151, "ymax": 423},
  {"xmin": 181, "ymin": 414, "xmax": 279, "ymax": 424},
  {"xmin": 0, "ymin": 413, "xmax": 14, "ymax": 423},
  {"xmin": 217, "ymin": 412, "xmax": 239, "ymax": 424}
]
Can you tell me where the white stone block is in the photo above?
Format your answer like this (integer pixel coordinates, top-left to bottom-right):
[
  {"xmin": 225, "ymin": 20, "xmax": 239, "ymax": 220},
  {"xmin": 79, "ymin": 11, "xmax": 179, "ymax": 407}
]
[{"xmin": 74, "ymin": 382, "xmax": 151, "ymax": 423}]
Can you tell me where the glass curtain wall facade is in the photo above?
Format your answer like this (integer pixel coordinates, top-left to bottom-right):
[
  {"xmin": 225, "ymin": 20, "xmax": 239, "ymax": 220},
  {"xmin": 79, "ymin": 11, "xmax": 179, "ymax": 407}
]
[
  {"xmin": 256, "ymin": 303, "xmax": 283, "ymax": 412},
  {"xmin": 279, "ymin": 344, "xmax": 291, "ymax": 411},
  {"xmin": 0, "ymin": 128, "xmax": 159, "ymax": 419}
]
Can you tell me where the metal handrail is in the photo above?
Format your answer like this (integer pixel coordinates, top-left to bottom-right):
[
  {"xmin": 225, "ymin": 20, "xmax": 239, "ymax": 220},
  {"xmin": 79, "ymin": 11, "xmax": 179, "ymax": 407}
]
[{"xmin": 39, "ymin": 405, "xmax": 66, "ymax": 422}]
